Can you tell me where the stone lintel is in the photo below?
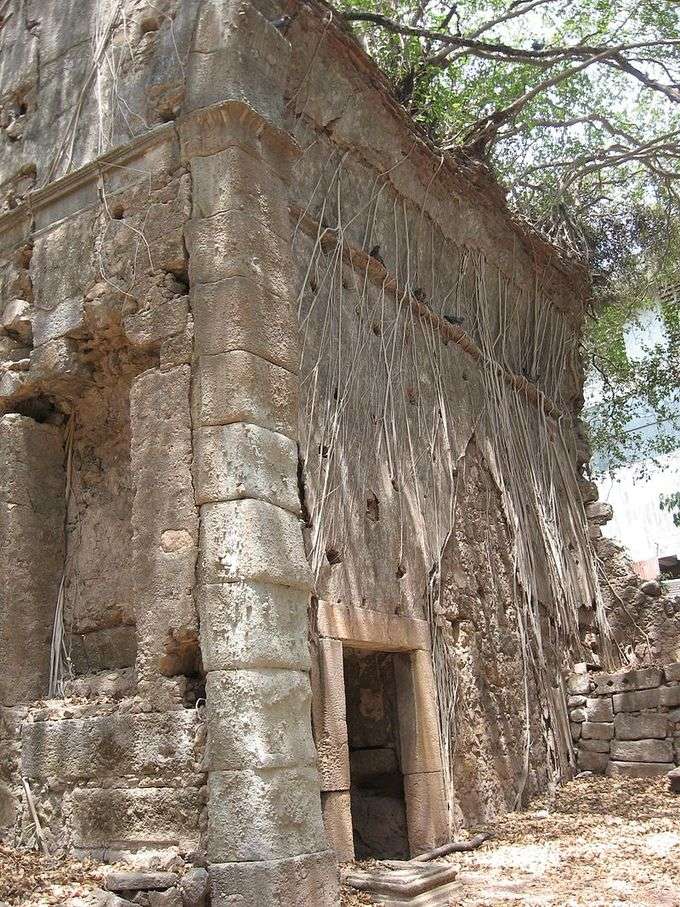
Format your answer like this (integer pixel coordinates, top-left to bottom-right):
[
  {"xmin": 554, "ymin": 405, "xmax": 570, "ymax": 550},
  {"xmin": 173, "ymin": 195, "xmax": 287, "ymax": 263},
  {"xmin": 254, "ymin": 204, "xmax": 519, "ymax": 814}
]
[{"xmin": 316, "ymin": 601, "xmax": 431, "ymax": 652}]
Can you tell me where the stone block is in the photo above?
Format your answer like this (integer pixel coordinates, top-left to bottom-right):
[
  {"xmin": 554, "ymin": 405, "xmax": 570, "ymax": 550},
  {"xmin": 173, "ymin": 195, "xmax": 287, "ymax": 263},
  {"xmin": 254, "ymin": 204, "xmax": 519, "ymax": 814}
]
[
  {"xmin": 130, "ymin": 367, "xmax": 199, "ymax": 679},
  {"xmin": 584, "ymin": 698, "xmax": 613, "ymax": 722},
  {"xmin": 22, "ymin": 712, "xmax": 199, "ymax": 783},
  {"xmin": 321, "ymin": 791, "xmax": 354, "ymax": 861},
  {"xmin": 186, "ymin": 210, "xmax": 293, "ymax": 299},
  {"xmin": 316, "ymin": 602, "xmax": 430, "ymax": 651},
  {"xmin": 191, "ymin": 276, "xmax": 299, "ymax": 372},
  {"xmin": 208, "ymin": 767, "xmax": 326, "ymax": 862},
  {"xmin": 581, "ymin": 739, "xmax": 610, "ymax": 753},
  {"xmin": 209, "ymin": 850, "xmax": 339, "ymax": 907},
  {"xmin": 185, "ymin": 1, "xmax": 289, "ymax": 122},
  {"xmin": 606, "ymin": 761, "xmax": 674, "ymax": 779},
  {"xmin": 614, "ymin": 713, "xmax": 668, "ymax": 740},
  {"xmin": 2, "ymin": 299, "xmax": 32, "ymax": 342},
  {"xmin": 206, "ymin": 669, "xmax": 316, "ymax": 771},
  {"xmin": 199, "ymin": 499, "xmax": 312, "ymax": 590},
  {"xmin": 0, "ymin": 415, "xmax": 65, "ymax": 705},
  {"xmin": 193, "ymin": 423, "xmax": 299, "ymax": 514},
  {"xmin": 581, "ymin": 722, "xmax": 613, "ymax": 741},
  {"xmin": 592, "ymin": 668, "xmax": 662, "ymax": 696},
  {"xmin": 660, "ymin": 685, "xmax": 680, "ymax": 708},
  {"xmin": 190, "ymin": 146, "xmax": 289, "ymax": 239},
  {"xmin": 665, "ymin": 663, "xmax": 680, "ymax": 683},
  {"xmin": 31, "ymin": 295, "xmax": 85, "ymax": 346},
  {"xmin": 178, "ymin": 868, "xmax": 209, "ymax": 907},
  {"xmin": 311, "ymin": 638, "xmax": 350, "ymax": 793},
  {"xmin": 123, "ymin": 294, "xmax": 189, "ymax": 349},
  {"xmin": 668, "ymin": 766, "xmax": 680, "ymax": 792},
  {"xmin": 198, "ymin": 579, "xmax": 309, "ymax": 672},
  {"xmin": 613, "ymin": 688, "xmax": 661, "ymax": 713},
  {"xmin": 585, "ymin": 501, "xmax": 613, "ymax": 525},
  {"xmin": 394, "ymin": 651, "xmax": 442, "ymax": 775},
  {"xmin": 567, "ymin": 695, "xmax": 586, "ymax": 708},
  {"xmin": 105, "ymin": 872, "xmax": 179, "ymax": 892},
  {"xmin": 193, "ymin": 350, "xmax": 298, "ymax": 438},
  {"xmin": 71, "ymin": 787, "xmax": 201, "ymax": 850},
  {"xmin": 576, "ymin": 750, "xmax": 608, "ymax": 773},
  {"xmin": 570, "ymin": 722, "xmax": 581, "ymax": 740},
  {"xmin": 567, "ymin": 673, "xmax": 590, "ymax": 696},
  {"xmin": 403, "ymin": 771, "xmax": 449, "ymax": 856},
  {"xmin": 610, "ymin": 738, "xmax": 673, "ymax": 763},
  {"xmin": 69, "ymin": 625, "xmax": 137, "ymax": 674},
  {"xmin": 570, "ymin": 708, "xmax": 586, "ymax": 723}
]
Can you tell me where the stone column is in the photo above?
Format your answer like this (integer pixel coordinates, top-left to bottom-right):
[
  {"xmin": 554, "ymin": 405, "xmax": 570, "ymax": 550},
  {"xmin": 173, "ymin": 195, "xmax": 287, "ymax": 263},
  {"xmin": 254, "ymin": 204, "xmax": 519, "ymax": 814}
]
[
  {"xmin": 180, "ymin": 2, "xmax": 338, "ymax": 902},
  {"xmin": 311, "ymin": 638, "xmax": 354, "ymax": 861},
  {"xmin": 0, "ymin": 414, "xmax": 65, "ymax": 705},
  {"xmin": 395, "ymin": 650, "xmax": 449, "ymax": 855},
  {"xmin": 130, "ymin": 366, "xmax": 199, "ymax": 687}
]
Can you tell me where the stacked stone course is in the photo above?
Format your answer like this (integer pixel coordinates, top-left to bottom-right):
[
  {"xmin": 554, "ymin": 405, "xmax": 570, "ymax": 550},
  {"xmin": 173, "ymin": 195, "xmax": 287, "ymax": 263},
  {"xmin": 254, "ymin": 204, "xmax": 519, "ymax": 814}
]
[{"xmin": 569, "ymin": 664, "xmax": 680, "ymax": 777}]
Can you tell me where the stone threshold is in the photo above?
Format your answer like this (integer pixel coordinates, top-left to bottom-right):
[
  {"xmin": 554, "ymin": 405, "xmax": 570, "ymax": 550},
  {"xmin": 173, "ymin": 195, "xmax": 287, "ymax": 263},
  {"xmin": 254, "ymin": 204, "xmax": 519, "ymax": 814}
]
[{"xmin": 342, "ymin": 860, "xmax": 459, "ymax": 906}]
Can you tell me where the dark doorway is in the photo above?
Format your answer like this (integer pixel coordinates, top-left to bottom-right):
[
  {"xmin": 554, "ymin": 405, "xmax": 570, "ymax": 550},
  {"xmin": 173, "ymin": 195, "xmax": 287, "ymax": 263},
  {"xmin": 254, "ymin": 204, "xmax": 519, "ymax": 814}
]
[{"xmin": 343, "ymin": 646, "xmax": 410, "ymax": 859}]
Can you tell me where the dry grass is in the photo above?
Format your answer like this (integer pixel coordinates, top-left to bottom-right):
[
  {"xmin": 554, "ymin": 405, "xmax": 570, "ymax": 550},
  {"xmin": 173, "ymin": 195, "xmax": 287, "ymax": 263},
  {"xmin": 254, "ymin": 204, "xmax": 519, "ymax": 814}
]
[{"xmin": 0, "ymin": 845, "xmax": 104, "ymax": 905}]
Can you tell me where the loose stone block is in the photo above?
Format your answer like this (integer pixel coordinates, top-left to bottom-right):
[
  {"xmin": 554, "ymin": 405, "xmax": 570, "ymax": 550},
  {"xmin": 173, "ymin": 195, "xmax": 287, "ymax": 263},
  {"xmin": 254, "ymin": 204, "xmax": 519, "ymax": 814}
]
[
  {"xmin": 71, "ymin": 787, "xmax": 201, "ymax": 850},
  {"xmin": 614, "ymin": 713, "xmax": 668, "ymax": 740},
  {"xmin": 610, "ymin": 738, "xmax": 673, "ymax": 763},
  {"xmin": 21, "ymin": 712, "xmax": 199, "ymax": 783},
  {"xmin": 606, "ymin": 761, "xmax": 674, "ymax": 779},
  {"xmin": 576, "ymin": 750, "xmax": 609, "ymax": 773},
  {"xmin": 613, "ymin": 688, "xmax": 661, "ymax": 713},
  {"xmin": 198, "ymin": 580, "xmax": 310, "ymax": 672},
  {"xmin": 192, "ymin": 276, "xmax": 299, "ymax": 371},
  {"xmin": 584, "ymin": 697, "xmax": 613, "ymax": 722},
  {"xmin": 321, "ymin": 791, "xmax": 354, "ymax": 861},
  {"xmin": 581, "ymin": 722, "xmax": 613, "ymax": 741},
  {"xmin": 570, "ymin": 708, "xmax": 587, "ymax": 723},
  {"xmin": 567, "ymin": 695, "xmax": 586, "ymax": 708},
  {"xmin": 193, "ymin": 422, "xmax": 300, "ymax": 513},
  {"xmin": 592, "ymin": 668, "xmax": 662, "ymax": 696},
  {"xmin": 403, "ymin": 771, "xmax": 448, "ymax": 856},
  {"xmin": 208, "ymin": 767, "xmax": 327, "ymax": 862},
  {"xmin": 130, "ymin": 367, "xmax": 199, "ymax": 679},
  {"xmin": 209, "ymin": 851, "xmax": 339, "ymax": 907},
  {"xmin": 206, "ymin": 669, "xmax": 316, "ymax": 770},
  {"xmin": 105, "ymin": 872, "xmax": 179, "ymax": 892},
  {"xmin": 199, "ymin": 499, "xmax": 312, "ymax": 590},
  {"xmin": 0, "ymin": 415, "xmax": 65, "ymax": 705},
  {"xmin": 193, "ymin": 350, "xmax": 298, "ymax": 437}
]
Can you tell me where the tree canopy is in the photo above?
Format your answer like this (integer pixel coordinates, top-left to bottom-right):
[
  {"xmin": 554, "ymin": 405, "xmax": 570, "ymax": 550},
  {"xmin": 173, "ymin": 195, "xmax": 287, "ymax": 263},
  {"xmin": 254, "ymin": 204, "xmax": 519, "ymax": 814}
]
[{"xmin": 332, "ymin": 0, "xmax": 680, "ymax": 472}]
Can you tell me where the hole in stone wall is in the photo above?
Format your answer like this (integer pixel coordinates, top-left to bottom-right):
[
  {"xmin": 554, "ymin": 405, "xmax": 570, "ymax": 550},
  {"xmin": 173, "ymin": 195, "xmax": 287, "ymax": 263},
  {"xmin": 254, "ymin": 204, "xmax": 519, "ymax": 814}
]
[
  {"xmin": 343, "ymin": 646, "xmax": 410, "ymax": 860},
  {"xmin": 326, "ymin": 546, "xmax": 343, "ymax": 565}
]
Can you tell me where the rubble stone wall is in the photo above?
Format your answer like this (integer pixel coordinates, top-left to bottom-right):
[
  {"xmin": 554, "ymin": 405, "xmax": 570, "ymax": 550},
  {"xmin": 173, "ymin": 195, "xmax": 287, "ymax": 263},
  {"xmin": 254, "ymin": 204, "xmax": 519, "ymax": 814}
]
[{"xmin": 569, "ymin": 665, "xmax": 680, "ymax": 777}]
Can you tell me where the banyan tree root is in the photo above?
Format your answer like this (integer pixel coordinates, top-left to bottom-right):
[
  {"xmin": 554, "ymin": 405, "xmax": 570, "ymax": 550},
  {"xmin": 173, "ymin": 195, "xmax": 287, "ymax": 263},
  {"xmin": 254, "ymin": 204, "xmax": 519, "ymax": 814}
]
[{"xmin": 411, "ymin": 832, "xmax": 493, "ymax": 862}]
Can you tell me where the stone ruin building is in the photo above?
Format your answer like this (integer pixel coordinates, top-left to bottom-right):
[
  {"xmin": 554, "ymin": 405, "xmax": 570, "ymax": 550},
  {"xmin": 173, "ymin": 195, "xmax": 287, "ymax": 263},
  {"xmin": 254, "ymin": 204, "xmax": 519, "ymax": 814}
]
[{"xmin": 2, "ymin": 0, "xmax": 675, "ymax": 904}]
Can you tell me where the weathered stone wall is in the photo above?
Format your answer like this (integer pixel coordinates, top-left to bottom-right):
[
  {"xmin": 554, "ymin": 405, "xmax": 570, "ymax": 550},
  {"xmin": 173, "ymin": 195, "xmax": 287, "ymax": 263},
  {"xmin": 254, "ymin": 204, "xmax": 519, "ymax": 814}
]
[
  {"xmin": 0, "ymin": 0, "xmax": 612, "ymax": 903},
  {"xmin": 285, "ymin": 0, "xmax": 598, "ymax": 834},
  {"xmin": 569, "ymin": 664, "xmax": 680, "ymax": 777}
]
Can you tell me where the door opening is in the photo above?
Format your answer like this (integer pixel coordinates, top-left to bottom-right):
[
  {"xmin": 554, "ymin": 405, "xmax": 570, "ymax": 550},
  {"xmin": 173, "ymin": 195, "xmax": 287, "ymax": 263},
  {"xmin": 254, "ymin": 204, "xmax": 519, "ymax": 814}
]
[{"xmin": 343, "ymin": 645, "xmax": 410, "ymax": 859}]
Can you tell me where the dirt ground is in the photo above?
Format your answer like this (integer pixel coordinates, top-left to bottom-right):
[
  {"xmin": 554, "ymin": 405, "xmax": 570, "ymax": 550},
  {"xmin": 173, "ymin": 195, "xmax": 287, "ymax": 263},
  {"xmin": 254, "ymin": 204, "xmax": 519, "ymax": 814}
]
[
  {"xmin": 342, "ymin": 775, "xmax": 680, "ymax": 907},
  {"xmin": 2, "ymin": 776, "xmax": 679, "ymax": 905}
]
